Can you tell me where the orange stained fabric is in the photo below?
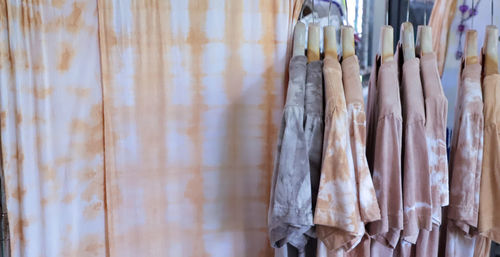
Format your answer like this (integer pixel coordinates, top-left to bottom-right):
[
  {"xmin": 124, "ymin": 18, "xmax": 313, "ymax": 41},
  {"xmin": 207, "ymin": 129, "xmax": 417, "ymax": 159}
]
[
  {"xmin": 0, "ymin": 0, "xmax": 304, "ymax": 256},
  {"xmin": 429, "ymin": 0, "xmax": 458, "ymax": 76},
  {"xmin": 477, "ymin": 71, "xmax": 500, "ymax": 242},
  {"xmin": 0, "ymin": 1, "xmax": 106, "ymax": 256}
]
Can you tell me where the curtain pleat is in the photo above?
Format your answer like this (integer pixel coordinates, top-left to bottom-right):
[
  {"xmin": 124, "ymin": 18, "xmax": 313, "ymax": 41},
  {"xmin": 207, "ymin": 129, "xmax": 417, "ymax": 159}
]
[
  {"xmin": 0, "ymin": 1, "xmax": 106, "ymax": 256},
  {"xmin": 429, "ymin": 0, "xmax": 458, "ymax": 76},
  {"xmin": 0, "ymin": 0, "xmax": 302, "ymax": 256}
]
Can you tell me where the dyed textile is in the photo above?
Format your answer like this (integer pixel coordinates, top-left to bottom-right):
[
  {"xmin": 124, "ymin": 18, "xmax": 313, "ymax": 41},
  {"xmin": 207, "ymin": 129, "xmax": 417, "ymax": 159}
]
[
  {"xmin": 420, "ymin": 53, "xmax": 449, "ymax": 225},
  {"xmin": 268, "ymin": 55, "xmax": 312, "ymax": 251},
  {"xmin": 446, "ymin": 61, "xmax": 484, "ymax": 257},
  {"xmin": 0, "ymin": 0, "xmax": 304, "ymax": 256},
  {"xmin": 314, "ymin": 56, "xmax": 363, "ymax": 251},
  {"xmin": 477, "ymin": 70, "xmax": 500, "ymax": 242},
  {"xmin": 398, "ymin": 53, "xmax": 432, "ymax": 243},
  {"xmin": 365, "ymin": 56, "xmax": 403, "ymax": 250}
]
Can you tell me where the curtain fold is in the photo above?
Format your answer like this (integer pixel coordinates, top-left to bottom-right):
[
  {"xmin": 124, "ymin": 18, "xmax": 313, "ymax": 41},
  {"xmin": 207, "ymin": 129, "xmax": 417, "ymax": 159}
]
[
  {"xmin": 0, "ymin": 0, "xmax": 302, "ymax": 256},
  {"xmin": 0, "ymin": 1, "xmax": 106, "ymax": 256},
  {"xmin": 429, "ymin": 0, "xmax": 458, "ymax": 76}
]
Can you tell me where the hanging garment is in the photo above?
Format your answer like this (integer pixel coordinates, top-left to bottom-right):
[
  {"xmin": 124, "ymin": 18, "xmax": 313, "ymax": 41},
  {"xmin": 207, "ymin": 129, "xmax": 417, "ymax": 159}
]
[
  {"xmin": 303, "ymin": 59, "xmax": 325, "ymax": 255},
  {"xmin": 268, "ymin": 55, "xmax": 313, "ymax": 252},
  {"xmin": 342, "ymin": 55, "xmax": 381, "ymax": 257},
  {"xmin": 403, "ymin": 51, "xmax": 450, "ymax": 257},
  {"xmin": 420, "ymin": 52, "xmax": 450, "ymax": 224},
  {"xmin": 305, "ymin": 60, "xmax": 324, "ymax": 218},
  {"xmin": 445, "ymin": 60, "xmax": 484, "ymax": 257},
  {"xmin": 365, "ymin": 56, "xmax": 403, "ymax": 255},
  {"xmin": 395, "ymin": 44, "xmax": 433, "ymax": 244},
  {"xmin": 341, "ymin": 55, "xmax": 381, "ymax": 226},
  {"xmin": 413, "ymin": 224, "xmax": 441, "ymax": 257},
  {"xmin": 314, "ymin": 56, "xmax": 363, "ymax": 253},
  {"xmin": 477, "ymin": 59, "xmax": 500, "ymax": 243}
]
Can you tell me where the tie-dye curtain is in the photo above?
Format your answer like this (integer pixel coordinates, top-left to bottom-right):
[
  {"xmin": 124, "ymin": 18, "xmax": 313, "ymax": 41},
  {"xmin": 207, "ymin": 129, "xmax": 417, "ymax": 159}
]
[{"xmin": 0, "ymin": 0, "xmax": 303, "ymax": 256}]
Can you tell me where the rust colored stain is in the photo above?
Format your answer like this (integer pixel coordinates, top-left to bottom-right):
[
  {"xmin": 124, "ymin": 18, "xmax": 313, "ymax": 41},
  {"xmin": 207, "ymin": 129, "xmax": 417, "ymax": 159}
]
[
  {"xmin": 1, "ymin": 111, "xmax": 6, "ymax": 129},
  {"xmin": 10, "ymin": 187, "xmax": 26, "ymax": 200},
  {"xmin": 57, "ymin": 43, "xmax": 75, "ymax": 72},
  {"xmin": 81, "ymin": 180, "xmax": 103, "ymax": 202},
  {"xmin": 51, "ymin": 0, "xmax": 66, "ymax": 8},
  {"xmin": 65, "ymin": 2, "xmax": 85, "ymax": 33},
  {"xmin": 83, "ymin": 202, "xmax": 103, "ymax": 220},
  {"xmin": 66, "ymin": 87, "xmax": 91, "ymax": 98},
  {"xmin": 40, "ymin": 163, "xmax": 62, "ymax": 182},
  {"xmin": 15, "ymin": 111, "xmax": 22, "ymax": 126},
  {"xmin": 62, "ymin": 193, "xmax": 77, "ymax": 203},
  {"xmin": 184, "ymin": 0, "xmax": 210, "ymax": 256},
  {"xmin": 60, "ymin": 234, "xmax": 105, "ymax": 257},
  {"xmin": 33, "ymin": 87, "xmax": 53, "ymax": 99}
]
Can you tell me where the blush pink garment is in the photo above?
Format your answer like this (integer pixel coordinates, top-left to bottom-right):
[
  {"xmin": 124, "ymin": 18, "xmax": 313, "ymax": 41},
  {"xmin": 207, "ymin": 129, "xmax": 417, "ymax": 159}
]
[
  {"xmin": 314, "ymin": 57, "xmax": 364, "ymax": 252},
  {"xmin": 395, "ymin": 45, "xmax": 433, "ymax": 243},
  {"xmin": 420, "ymin": 53, "xmax": 450, "ymax": 224},
  {"xmin": 445, "ymin": 60, "xmax": 484, "ymax": 257},
  {"xmin": 365, "ymin": 56, "xmax": 403, "ymax": 251}
]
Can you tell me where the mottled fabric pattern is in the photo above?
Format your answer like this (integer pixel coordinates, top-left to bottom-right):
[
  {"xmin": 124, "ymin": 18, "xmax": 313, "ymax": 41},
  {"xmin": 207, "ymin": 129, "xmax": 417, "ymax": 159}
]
[
  {"xmin": 269, "ymin": 55, "xmax": 313, "ymax": 251},
  {"xmin": 478, "ymin": 71, "xmax": 500, "ymax": 242},
  {"xmin": 305, "ymin": 60, "xmax": 324, "ymax": 214},
  {"xmin": 341, "ymin": 55, "xmax": 380, "ymax": 224},
  {"xmin": 399, "ymin": 55, "xmax": 432, "ymax": 243},
  {"xmin": 445, "ymin": 61, "xmax": 484, "ymax": 257},
  {"xmin": 447, "ymin": 62, "xmax": 483, "ymax": 232},
  {"xmin": 420, "ymin": 53, "xmax": 450, "ymax": 225},
  {"xmin": 314, "ymin": 56, "xmax": 363, "ymax": 251},
  {"xmin": 366, "ymin": 56, "xmax": 403, "ymax": 250}
]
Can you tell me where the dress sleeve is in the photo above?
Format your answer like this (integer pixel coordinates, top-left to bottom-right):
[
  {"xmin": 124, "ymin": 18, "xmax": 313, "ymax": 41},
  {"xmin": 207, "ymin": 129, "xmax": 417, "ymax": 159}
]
[{"xmin": 348, "ymin": 104, "xmax": 380, "ymax": 223}]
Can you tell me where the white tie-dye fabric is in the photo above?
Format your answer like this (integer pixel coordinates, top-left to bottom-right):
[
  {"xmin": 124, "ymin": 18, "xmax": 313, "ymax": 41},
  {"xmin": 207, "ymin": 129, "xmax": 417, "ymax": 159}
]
[{"xmin": 0, "ymin": 0, "xmax": 304, "ymax": 256}]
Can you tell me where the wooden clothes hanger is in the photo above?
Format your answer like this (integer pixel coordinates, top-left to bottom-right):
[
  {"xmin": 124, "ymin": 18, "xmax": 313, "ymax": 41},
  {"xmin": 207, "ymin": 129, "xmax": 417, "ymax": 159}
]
[
  {"xmin": 308, "ymin": 24, "xmax": 321, "ymax": 62},
  {"xmin": 324, "ymin": 26, "xmax": 338, "ymax": 59},
  {"xmin": 324, "ymin": 0, "xmax": 338, "ymax": 59},
  {"xmin": 401, "ymin": 22, "xmax": 415, "ymax": 61},
  {"xmin": 483, "ymin": 25, "xmax": 498, "ymax": 75},
  {"xmin": 400, "ymin": 1, "xmax": 415, "ymax": 61},
  {"xmin": 341, "ymin": 26, "xmax": 355, "ymax": 59},
  {"xmin": 465, "ymin": 30, "xmax": 479, "ymax": 66},
  {"xmin": 416, "ymin": 25, "xmax": 433, "ymax": 56},
  {"xmin": 379, "ymin": 0, "xmax": 393, "ymax": 63},
  {"xmin": 482, "ymin": 0, "xmax": 499, "ymax": 75},
  {"xmin": 380, "ymin": 25, "xmax": 394, "ymax": 63},
  {"xmin": 415, "ymin": 0, "xmax": 433, "ymax": 56},
  {"xmin": 293, "ymin": 22, "xmax": 306, "ymax": 57}
]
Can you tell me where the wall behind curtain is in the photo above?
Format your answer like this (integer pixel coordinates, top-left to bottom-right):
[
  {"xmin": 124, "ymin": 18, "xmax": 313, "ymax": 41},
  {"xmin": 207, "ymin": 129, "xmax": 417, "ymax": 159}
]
[{"xmin": 0, "ymin": 0, "xmax": 303, "ymax": 256}]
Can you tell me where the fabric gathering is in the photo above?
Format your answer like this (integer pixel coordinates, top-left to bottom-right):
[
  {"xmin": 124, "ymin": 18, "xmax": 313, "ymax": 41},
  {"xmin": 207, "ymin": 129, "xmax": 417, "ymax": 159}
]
[{"xmin": 0, "ymin": 0, "xmax": 500, "ymax": 256}]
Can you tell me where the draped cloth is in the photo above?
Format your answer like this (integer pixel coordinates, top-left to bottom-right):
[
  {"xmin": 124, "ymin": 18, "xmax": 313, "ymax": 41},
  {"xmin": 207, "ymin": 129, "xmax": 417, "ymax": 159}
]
[
  {"xmin": 0, "ymin": 0, "xmax": 303, "ymax": 256},
  {"xmin": 429, "ymin": 0, "xmax": 458, "ymax": 76}
]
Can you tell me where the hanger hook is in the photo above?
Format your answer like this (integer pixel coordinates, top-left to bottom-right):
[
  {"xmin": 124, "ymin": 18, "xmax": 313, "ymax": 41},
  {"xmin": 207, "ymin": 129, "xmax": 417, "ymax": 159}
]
[
  {"xmin": 406, "ymin": 0, "xmax": 410, "ymax": 22},
  {"xmin": 491, "ymin": 0, "xmax": 494, "ymax": 25},
  {"xmin": 424, "ymin": 0, "xmax": 427, "ymax": 25},
  {"xmin": 385, "ymin": 0, "xmax": 389, "ymax": 25},
  {"xmin": 471, "ymin": 0, "xmax": 475, "ymax": 29},
  {"xmin": 345, "ymin": 0, "xmax": 349, "ymax": 26},
  {"xmin": 312, "ymin": 0, "xmax": 316, "ymax": 24},
  {"xmin": 328, "ymin": 0, "xmax": 332, "ymax": 26}
]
